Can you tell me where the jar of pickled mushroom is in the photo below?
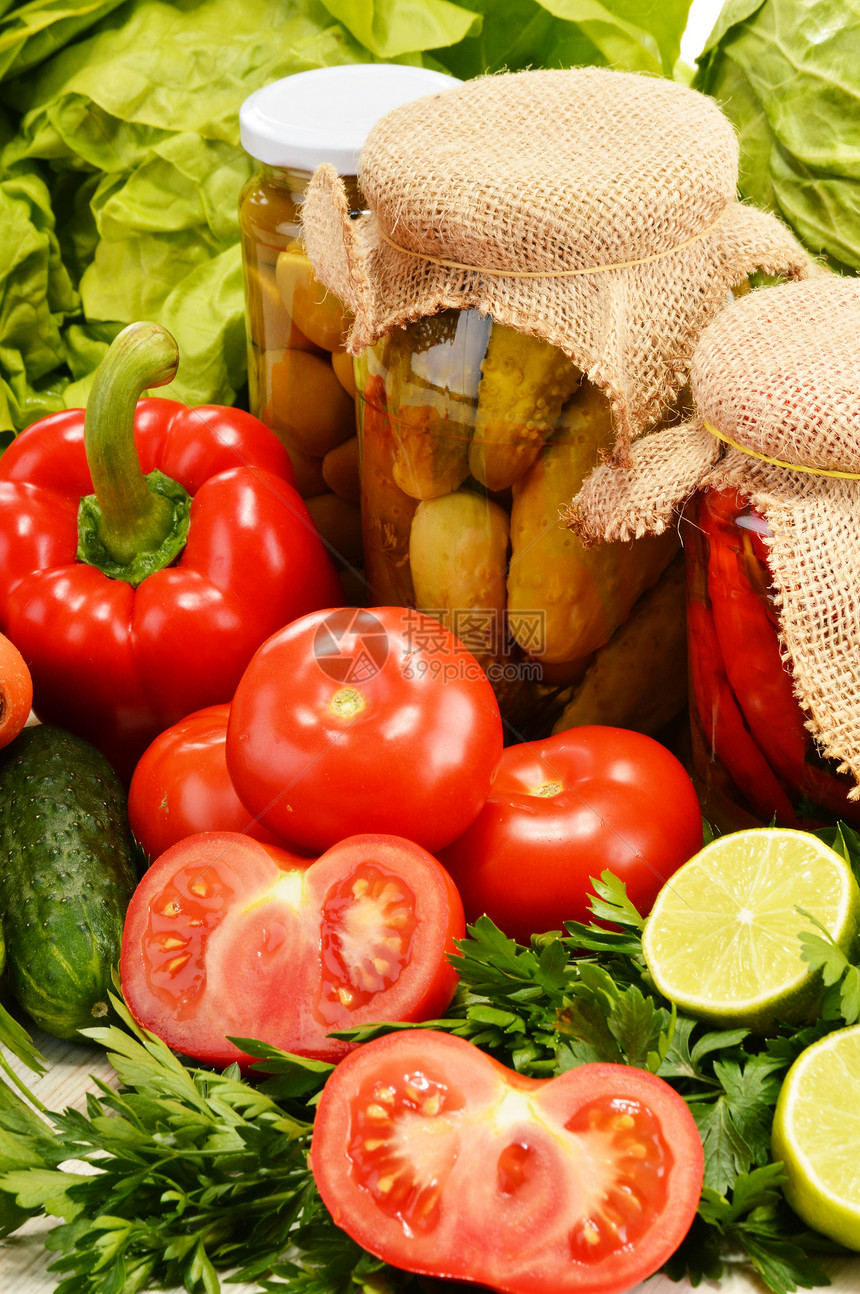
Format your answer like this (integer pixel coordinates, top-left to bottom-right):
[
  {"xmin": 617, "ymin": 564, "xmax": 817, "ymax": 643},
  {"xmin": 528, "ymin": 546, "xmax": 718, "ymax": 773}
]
[
  {"xmin": 571, "ymin": 277, "xmax": 860, "ymax": 833},
  {"xmin": 238, "ymin": 64, "xmax": 458, "ymax": 582},
  {"xmin": 300, "ymin": 67, "xmax": 812, "ymax": 734}
]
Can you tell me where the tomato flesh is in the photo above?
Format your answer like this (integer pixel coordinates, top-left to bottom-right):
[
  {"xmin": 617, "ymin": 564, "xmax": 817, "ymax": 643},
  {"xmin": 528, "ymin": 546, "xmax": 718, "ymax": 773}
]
[
  {"xmin": 311, "ymin": 1030, "xmax": 704, "ymax": 1294},
  {"xmin": 564, "ymin": 1097, "xmax": 669, "ymax": 1261},
  {"xmin": 318, "ymin": 865, "xmax": 418, "ymax": 1023},
  {"xmin": 121, "ymin": 833, "xmax": 465, "ymax": 1068}
]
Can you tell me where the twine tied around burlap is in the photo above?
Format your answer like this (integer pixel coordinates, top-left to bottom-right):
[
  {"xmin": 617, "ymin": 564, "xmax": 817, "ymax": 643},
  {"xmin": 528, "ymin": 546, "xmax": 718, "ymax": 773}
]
[
  {"xmin": 300, "ymin": 66, "xmax": 813, "ymax": 465},
  {"xmin": 569, "ymin": 275, "xmax": 860, "ymax": 797}
]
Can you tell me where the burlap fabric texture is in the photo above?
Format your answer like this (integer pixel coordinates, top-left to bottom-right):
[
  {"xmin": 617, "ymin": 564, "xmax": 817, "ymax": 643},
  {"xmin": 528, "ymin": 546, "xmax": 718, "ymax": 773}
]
[
  {"xmin": 570, "ymin": 274, "xmax": 860, "ymax": 796},
  {"xmin": 301, "ymin": 66, "xmax": 813, "ymax": 465}
]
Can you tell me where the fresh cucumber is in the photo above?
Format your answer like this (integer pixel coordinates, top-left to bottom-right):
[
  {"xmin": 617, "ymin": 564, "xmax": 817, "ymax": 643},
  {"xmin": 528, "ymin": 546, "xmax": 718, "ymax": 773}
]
[{"xmin": 0, "ymin": 725, "xmax": 139, "ymax": 1039}]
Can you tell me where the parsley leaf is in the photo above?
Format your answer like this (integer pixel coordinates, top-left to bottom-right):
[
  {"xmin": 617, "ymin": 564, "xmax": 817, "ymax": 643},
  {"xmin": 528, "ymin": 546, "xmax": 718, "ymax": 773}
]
[
  {"xmin": 686, "ymin": 1164, "xmax": 843, "ymax": 1294},
  {"xmin": 0, "ymin": 992, "xmax": 343, "ymax": 1294},
  {"xmin": 797, "ymin": 908, "xmax": 860, "ymax": 1026}
]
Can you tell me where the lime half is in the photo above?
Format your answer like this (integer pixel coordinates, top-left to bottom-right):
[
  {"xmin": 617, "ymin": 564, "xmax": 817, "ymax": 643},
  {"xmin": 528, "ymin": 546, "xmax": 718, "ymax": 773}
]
[
  {"xmin": 772, "ymin": 1024, "xmax": 860, "ymax": 1249},
  {"xmin": 641, "ymin": 828, "xmax": 860, "ymax": 1029}
]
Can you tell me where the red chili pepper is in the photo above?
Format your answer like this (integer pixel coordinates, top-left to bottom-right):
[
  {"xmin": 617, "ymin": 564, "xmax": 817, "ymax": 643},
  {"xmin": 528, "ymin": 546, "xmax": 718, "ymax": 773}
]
[
  {"xmin": 696, "ymin": 490, "xmax": 860, "ymax": 824},
  {"xmin": 686, "ymin": 589, "xmax": 798, "ymax": 827},
  {"xmin": 700, "ymin": 493, "xmax": 811, "ymax": 783},
  {"xmin": 0, "ymin": 321, "xmax": 343, "ymax": 780}
]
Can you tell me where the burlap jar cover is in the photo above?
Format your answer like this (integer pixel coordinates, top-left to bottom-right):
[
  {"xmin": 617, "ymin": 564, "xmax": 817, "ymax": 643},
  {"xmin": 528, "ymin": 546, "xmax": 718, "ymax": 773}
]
[
  {"xmin": 570, "ymin": 274, "xmax": 860, "ymax": 796},
  {"xmin": 300, "ymin": 66, "xmax": 813, "ymax": 465}
]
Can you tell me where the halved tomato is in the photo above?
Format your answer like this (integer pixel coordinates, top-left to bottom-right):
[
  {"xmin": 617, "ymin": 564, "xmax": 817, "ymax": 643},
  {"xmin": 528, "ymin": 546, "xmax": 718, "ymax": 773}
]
[
  {"xmin": 310, "ymin": 1030, "xmax": 704, "ymax": 1294},
  {"xmin": 120, "ymin": 832, "xmax": 464, "ymax": 1068}
]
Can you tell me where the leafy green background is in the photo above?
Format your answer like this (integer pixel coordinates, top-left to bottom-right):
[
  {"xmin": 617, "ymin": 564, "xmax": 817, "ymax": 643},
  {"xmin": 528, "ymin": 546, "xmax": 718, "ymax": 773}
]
[
  {"xmin": 2, "ymin": 0, "xmax": 857, "ymax": 443},
  {"xmin": 0, "ymin": 0, "xmax": 694, "ymax": 441},
  {"xmin": 695, "ymin": 0, "xmax": 860, "ymax": 275}
]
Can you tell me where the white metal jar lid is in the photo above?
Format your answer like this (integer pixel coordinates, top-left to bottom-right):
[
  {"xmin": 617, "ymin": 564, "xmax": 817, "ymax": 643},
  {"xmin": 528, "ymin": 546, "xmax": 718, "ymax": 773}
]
[{"xmin": 240, "ymin": 63, "xmax": 460, "ymax": 173}]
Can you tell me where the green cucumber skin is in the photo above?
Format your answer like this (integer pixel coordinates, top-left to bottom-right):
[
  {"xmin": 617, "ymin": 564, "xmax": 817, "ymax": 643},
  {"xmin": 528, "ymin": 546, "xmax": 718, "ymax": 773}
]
[{"xmin": 0, "ymin": 725, "xmax": 138, "ymax": 1039}]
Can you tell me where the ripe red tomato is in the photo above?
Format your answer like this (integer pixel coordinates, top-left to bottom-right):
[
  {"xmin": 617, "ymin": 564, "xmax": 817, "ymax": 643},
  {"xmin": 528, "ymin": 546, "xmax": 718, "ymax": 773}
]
[
  {"xmin": 226, "ymin": 606, "xmax": 504, "ymax": 855},
  {"xmin": 128, "ymin": 704, "xmax": 283, "ymax": 861},
  {"xmin": 439, "ymin": 726, "xmax": 703, "ymax": 942},
  {"xmin": 310, "ymin": 1029, "xmax": 704, "ymax": 1294},
  {"xmin": 120, "ymin": 831, "xmax": 465, "ymax": 1068}
]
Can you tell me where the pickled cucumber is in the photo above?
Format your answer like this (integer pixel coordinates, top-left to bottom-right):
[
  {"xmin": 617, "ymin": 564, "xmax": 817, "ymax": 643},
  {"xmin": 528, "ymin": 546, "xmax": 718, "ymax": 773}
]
[
  {"xmin": 470, "ymin": 323, "xmax": 581, "ymax": 492},
  {"xmin": 389, "ymin": 401, "xmax": 471, "ymax": 500},
  {"xmin": 408, "ymin": 487, "xmax": 528, "ymax": 711},
  {"xmin": 409, "ymin": 489, "xmax": 510, "ymax": 664},
  {"xmin": 551, "ymin": 554, "xmax": 688, "ymax": 737},
  {"xmin": 507, "ymin": 381, "xmax": 678, "ymax": 664},
  {"xmin": 386, "ymin": 315, "xmax": 477, "ymax": 500}
]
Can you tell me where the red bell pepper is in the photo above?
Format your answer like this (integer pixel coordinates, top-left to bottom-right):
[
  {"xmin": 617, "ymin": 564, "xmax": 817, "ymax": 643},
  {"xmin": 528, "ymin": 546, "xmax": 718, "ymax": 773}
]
[{"xmin": 0, "ymin": 321, "xmax": 343, "ymax": 780}]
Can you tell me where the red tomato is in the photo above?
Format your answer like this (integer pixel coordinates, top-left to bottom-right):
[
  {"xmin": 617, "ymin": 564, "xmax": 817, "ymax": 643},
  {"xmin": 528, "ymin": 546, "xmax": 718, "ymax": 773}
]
[
  {"xmin": 128, "ymin": 704, "xmax": 284, "ymax": 861},
  {"xmin": 438, "ymin": 727, "xmax": 703, "ymax": 942},
  {"xmin": 310, "ymin": 1029, "xmax": 704, "ymax": 1294},
  {"xmin": 226, "ymin": 606, "xmax": 504, "ymax": 855},
  {"xmin": 120, "ymin": 831, "xmax": 465, "ymax": 1068}
]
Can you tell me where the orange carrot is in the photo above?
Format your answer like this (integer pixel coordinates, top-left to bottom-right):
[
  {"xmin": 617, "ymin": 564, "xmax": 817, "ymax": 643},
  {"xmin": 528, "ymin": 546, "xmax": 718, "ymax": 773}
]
[{"xmin": 0, "ymin": 633, "xmax": 33, "ymax": 749}]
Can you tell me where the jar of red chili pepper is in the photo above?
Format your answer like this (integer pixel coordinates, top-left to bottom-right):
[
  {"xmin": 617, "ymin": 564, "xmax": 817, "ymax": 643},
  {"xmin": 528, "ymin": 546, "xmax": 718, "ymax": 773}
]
[
  {"xmin": 570, "ymin": 276, "xmax": 860, "ymax": 834},
  {"xmin": 238, "ymin": 64, "xmax": 458, "ymax": 577},
  {"xmin": 685, "ymin": 486, "xmax": 860, "ymax": 832}
]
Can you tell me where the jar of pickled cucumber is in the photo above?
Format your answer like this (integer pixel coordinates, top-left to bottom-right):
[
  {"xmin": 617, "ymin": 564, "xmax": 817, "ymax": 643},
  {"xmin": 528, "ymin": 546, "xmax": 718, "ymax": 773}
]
[
  {"xmin": 238, "ymin": 64, "xmax": 458, "ymax": 580},
  {"xmin": 300, "ymin": 67, "xmax": 812, "ymax": 735},
  {"xmin": 355, "ymin": 319, "xmax": 685, "ymax": 734}
]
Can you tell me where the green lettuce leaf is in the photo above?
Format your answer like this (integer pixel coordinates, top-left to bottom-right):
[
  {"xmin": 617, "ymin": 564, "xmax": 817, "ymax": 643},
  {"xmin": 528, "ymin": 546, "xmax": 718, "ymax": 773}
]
[
  {"xmin": 535, "ymin": 0, "xmax": 690, "ymax": 75},
  {"xmin": 0, "ymin": 161, "xmax": 78, "ymax": 429},
  {"xmin": 435, "ymin": 0, "xmax": 691, "ymax": 78},
  {"xmin": 695, "ymin": 0, "xmax": 860, "ymax": 273},
  {"xmin": 433, "ymin": 0, "xmax": 602, "ymax": 78},
  {"xmin": 0, "ymin": 0, "xmax": 380, "ymax": 426},
  {"xmin": 319, "ymin": 0, "xmax": 482, "ymax": 59},
  {"xmin": 0, "ymin": 0, "xmax": 127, "ymax": 82}
]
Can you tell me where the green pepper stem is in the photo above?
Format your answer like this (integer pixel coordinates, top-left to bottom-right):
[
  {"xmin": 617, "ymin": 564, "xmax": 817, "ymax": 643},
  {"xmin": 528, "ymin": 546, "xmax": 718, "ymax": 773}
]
[{"xmin": 84, "ymin": 321, "xmax": 180, "ymax": 566}]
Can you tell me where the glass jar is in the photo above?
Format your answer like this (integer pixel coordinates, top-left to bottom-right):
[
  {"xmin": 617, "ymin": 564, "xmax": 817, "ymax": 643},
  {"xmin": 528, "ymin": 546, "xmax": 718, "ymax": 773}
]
[
  {"xmin": 355, "ymin": 312, "xmax": 684, "ymax": 734},
  {"xmin": 238, "ymin": 64, "xmax": 458, "ymax": 585},
  {"xmin": 684, "ymin": 487, "xmax": 860, "ymax": 831}
]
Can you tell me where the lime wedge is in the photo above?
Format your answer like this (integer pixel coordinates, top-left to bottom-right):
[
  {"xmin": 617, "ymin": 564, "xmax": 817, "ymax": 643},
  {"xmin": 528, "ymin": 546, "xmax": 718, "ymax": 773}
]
[
  {"xmin": 641, "ymin": 828, "xmax": 860, "ymax": 1029},
  {"xmin": 772, "ymin": 1024, "xmax": 860, "ymax": 1249}
]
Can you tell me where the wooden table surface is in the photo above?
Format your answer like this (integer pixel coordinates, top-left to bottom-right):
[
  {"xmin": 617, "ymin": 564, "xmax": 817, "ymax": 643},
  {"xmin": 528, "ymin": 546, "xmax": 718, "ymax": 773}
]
[{"xmin": 1, "ymin": 1032, "xmax": 857, "ymax": 1293}]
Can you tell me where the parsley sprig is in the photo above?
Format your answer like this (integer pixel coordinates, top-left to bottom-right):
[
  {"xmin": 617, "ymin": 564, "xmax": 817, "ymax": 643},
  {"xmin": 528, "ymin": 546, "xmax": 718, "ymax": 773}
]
[
  {"xmin": 2, "ymin": 842, "xmax": 860, "ymax": 1294},
  {"xmin": 0, "ymin": 992, "xmax": 390, "ymax": 1294}
]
